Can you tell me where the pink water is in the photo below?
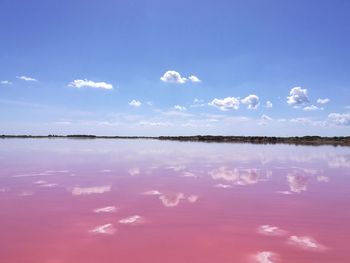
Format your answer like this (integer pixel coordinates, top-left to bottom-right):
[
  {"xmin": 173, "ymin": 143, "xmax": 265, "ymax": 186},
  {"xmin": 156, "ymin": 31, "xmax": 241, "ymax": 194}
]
[{"xmin": 0, "ymin": 139, "xmax": 349, "ymax": 263}]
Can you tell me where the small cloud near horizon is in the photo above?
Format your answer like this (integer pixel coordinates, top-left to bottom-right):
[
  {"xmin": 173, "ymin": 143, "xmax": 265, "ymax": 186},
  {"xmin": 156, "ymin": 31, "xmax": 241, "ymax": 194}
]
[{"xmin": 68, "ymin": 79, "xmax": 113, "ymax": 90}]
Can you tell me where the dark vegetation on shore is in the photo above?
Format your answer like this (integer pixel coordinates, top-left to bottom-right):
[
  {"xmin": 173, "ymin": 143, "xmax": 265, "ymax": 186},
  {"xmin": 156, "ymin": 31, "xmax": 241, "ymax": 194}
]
[{"xmin": 1, "ymin": 134, "xmax": 350, "ymax": 146}]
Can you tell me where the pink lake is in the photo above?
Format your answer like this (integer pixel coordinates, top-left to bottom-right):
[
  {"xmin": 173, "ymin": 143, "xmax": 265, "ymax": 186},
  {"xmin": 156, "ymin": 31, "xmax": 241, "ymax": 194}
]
[{"xmin": 0, "ymin": 139, "xmax": 349, "ymax": 263}]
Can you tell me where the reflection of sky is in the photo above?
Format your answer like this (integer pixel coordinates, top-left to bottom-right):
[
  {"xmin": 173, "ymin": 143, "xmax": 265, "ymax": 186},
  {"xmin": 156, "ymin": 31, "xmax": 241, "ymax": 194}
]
[{"xmin": 0, "ymin": 139, "xmax": 349, "ymax": 262}]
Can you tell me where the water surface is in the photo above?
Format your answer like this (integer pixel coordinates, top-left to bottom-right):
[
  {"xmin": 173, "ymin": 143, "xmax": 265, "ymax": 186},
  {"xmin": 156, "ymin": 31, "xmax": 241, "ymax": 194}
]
[{"xmin": 0, "ymin": 139, "xmax": 349, "ymax": 263}]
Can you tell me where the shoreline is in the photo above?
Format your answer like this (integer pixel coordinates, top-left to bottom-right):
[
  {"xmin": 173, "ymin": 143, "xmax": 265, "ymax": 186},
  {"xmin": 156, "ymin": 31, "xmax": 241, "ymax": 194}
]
[{"xmin": 1, "ymin": 135, "xmax": 350, "ymax": 146}]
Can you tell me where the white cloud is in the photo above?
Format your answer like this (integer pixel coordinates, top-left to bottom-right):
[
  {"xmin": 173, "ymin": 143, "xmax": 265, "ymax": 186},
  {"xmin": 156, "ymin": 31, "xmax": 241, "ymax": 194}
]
[
  {"xmin": 16, "ymin": 76, "xmax": 38, "ymax": 82},
  {"xmin": 160, "ymin": 70, "xmax": 187, "ymax": 84},
  {"xmin": 1, "ymin": 80, "xmax": 12, "ymax": 85},
  {"xmin": 328, "ymin": 113, "xmax": 350, "ymax": 126},
  {"xmin": 173, "ymin": 105, "xmax": 187, "ymax": 111},
  {"xmin": 129, "ymin": 99, "xmax": 142, "ymax": 107},
  {"xmin": 68, "ymin": 79, "xmax": 113, "ymax": 90},
  {"xmin": 265, "ymin": 101, "xmax": 273, "ymax": 108},
  {"xmin": 303, "ymin": 105, "xmax": 323, "ymax": 111},
  {"xmin": 209, "ymin": 97, "xmax": 240, "ymax": 111},
  {"xmin": 317, "ymin": 98, "xmax": 330, "ymax": 104},
  {"xmin": 289, "ymin": 117, "xmax": 324, "ymax": 127},
  {"xmin": 188, "ymin": 75, "xmax": 201, "ymax": 83},
  {"xmin": 287, "ymin": 87, "xmax": 309, "ymax": 106},
  {"xmin": 241, "ymin": 94, "xmax": 260, "ymax": 110}
]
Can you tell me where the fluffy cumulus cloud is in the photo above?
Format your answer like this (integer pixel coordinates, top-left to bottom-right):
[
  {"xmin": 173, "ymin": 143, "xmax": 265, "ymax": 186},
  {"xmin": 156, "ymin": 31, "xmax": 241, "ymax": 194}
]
[
  {"xmin": 173, "ymin": 105, "xmax": 187, "ymax": 111},
  {"xmin": 287, "ymin": 87, "xmax": 309, "ymax": 106},
  {"xmin": 129, "ymin": 99, "xmax": 141, "ymax": 107},
  {"xmin": 241, "ymin": 94, "xmax": 260, "ymax": 110},
  {"xmin": 68, "ymin": 79, "xmax": 113, "ymax": 90},
  {"xmin": 303, "ymin": 105, "xmax": 323, "ymax": 111},
  {"xmin": 328, "ymin": 113, "xmax": 350, "ymax": 126},
  {"xmin": 16, "ymin": 76, "xmax": 38, "ymax": 82},
  {"xmin": 1, "ymin": 80, "xmax": 12, "ymax": 85},
  {"xmin": 188, "ymin": 75, "xmax": 201, "ymax": 83},
  {"xmin": 317, "ymin": 98, "xmax": 330, "ymax": 104},
  {"xmin": 160, "ymin": 71, "xmax": 201, "ymax": 84},
  {"xmin": 209, "ymin": 97, "xmax": 240, "ymax": 111},
  {"xmin": 160, "ymin": 70, "xmax": 187, "ymax": 84}
]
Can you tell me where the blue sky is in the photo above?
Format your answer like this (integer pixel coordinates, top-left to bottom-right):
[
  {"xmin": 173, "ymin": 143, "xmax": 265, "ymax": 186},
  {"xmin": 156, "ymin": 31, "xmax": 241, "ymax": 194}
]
[{"xmin": 1, "ymin": 0, "xmax": 350, "ymax": 136}]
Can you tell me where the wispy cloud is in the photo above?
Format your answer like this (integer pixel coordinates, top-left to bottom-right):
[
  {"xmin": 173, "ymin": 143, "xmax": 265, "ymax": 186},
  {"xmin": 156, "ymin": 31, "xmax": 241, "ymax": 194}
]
[
  {"xmin": 328, "ymin": 113, "xmax": 350, "ymax": 126},
  {"xmin": 90, "ymin": 223, "xmax": 116, "ymax": 235},
  {"xmin": 54, "ymin": 121, "xmax": 72, "ymax": 125},
  {"xmin": 287, "ymin": 235, "xmax": 327, "ymax": 251},
  {"xmin": 16, "ymin": 76, "xmax": 38, "ymax": 82},
  {"xmin": 138, "ymin": 121, "xmax": 173, "ymax": 127},
  {"xmin": 317, "ymin": 98, "xmax": 330, "ymax": 104},
  {"xmin": 259, "ymin": 114, "xmax": 272, "ymax": 125},
  {"xmin": 1, "ymin": 80, "xmax": 12, "ymax": 85},
  {"xmin": 173, "ymin": 105, "xmax": 187, "ymax": 111},
  {"xmin": 303, "ymin": 105, "xmax": 323, "ymax": 111},
  {"xmin": 261, "ymin": 114, "xmax": 272, "ymax": 121},
  {"xmin": 68, "ymin": 79, "xmax": 113, "ymax": 90},
  {"xmin": 190, "ymin": 98, "xmax": 206, "ymax": 107}
]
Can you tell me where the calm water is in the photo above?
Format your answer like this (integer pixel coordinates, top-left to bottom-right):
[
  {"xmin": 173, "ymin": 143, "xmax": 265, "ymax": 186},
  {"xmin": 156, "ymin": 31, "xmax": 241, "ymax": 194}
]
[{"xmin": 0, "ymin": 139, "xmax": 349, "ymax": 263}]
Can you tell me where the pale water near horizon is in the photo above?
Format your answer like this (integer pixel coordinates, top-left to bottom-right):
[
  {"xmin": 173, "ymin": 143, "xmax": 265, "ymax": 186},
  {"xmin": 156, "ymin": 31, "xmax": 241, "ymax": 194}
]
[{"xmin": 0, "ymin": 139, "xmax": 349, "ymax": 263}]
